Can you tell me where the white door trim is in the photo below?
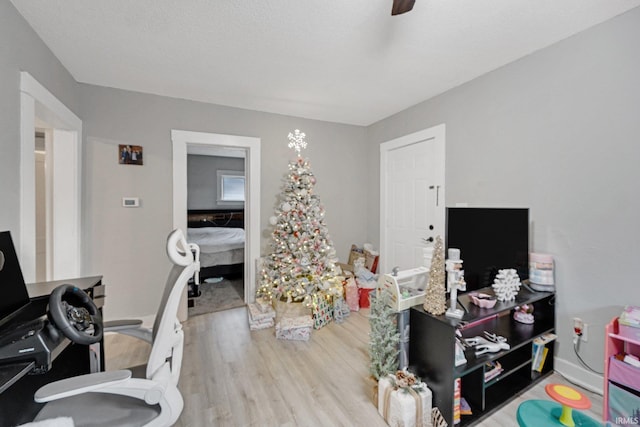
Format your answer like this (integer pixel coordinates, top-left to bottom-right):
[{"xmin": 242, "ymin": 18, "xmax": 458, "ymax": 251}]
[
  {"xmin": 171, "ymin": 130, "xmax": 261, "ymax": 306},
  {"xmin": 20, "ymin": 72, "xmax": 82, "ymax": 283},
  {"xmin": 380, "ymin": 124, "xmax": 446, "ymax": 275},
  {"xmin": 49, "ymin": 129, "xmax": 80, "ymax": 280}
]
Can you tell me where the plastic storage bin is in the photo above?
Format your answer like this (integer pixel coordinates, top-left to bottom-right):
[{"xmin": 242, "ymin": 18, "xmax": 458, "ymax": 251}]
[
  {"xmin": 619, "ymin": 322, "xmax": 640, "ymax": 341},
  {"xmin": 607, "ymin": 382, "xmax": 640, "ymax": 423},
  {"xmin": 619, "ymin": 306, "xmax": 640, "ymax": 340}
]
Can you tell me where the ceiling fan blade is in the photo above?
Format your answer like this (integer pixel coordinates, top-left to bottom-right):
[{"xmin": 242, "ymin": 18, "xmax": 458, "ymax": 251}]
[{"xmin": 392, "ymin": 0, "xmax": 416, "ymax": 15}]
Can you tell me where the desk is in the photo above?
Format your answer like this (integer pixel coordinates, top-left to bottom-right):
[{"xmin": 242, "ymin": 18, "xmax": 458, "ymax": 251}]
[{"xmin": 0, "ymin": 276, "xmax": 103, "ymax": 426}]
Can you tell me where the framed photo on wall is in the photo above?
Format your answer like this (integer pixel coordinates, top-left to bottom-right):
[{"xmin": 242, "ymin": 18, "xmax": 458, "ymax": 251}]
[{"xmin": 119, "ymin": 144, "xmax": 143, "ymax": 165}]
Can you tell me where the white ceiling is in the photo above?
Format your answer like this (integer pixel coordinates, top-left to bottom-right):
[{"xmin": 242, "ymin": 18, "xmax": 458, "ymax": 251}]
[{"xmin": 11, "ymin": 0, "xmax": 640, "ymax": 126}]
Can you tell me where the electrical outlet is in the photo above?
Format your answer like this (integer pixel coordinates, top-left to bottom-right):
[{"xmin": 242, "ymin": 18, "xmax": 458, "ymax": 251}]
[
  {"xmin": 573, "ymin": 317, "xmax": 583, "ymax": 341},
  {"xmin": 572, "ymin": 317, "xmax": 588, "ymax": 342}
]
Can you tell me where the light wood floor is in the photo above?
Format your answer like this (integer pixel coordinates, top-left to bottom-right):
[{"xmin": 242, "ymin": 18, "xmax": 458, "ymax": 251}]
[{"xmin": 106, "ymin": 307, "xmax": 603, "ymax": 426}]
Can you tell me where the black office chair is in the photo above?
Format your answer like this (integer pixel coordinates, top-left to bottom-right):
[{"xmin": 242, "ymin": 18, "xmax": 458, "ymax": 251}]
[{"xmin": 31, "ymin": 229, "xmax": 200, "ymax": 427}]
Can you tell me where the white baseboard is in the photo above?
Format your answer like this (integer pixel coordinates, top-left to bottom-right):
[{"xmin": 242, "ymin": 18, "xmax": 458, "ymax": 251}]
[{"xmin": 554, "ymin": 356, "xmax": 604, "ymax": 395}]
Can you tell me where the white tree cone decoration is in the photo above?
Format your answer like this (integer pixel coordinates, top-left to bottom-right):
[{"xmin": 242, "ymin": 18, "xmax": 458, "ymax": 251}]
[{"xmin": 492, "ymin": 269, "xmax": 521, "ymax": 301}]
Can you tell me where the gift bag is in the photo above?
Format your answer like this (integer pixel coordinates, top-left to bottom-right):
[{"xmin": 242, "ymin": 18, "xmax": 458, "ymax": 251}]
[
  {"xmin": 348, "ymin": 244, "xmax": 365, "ymax": 266},
  {"xmin": 364, "ymin": 247, "xmax": 380, "ymax": 274},
  {"xmin": 312, "ymin": 293, "xmax": 333, "ymax": 329},
  {"xmin": 345, "ymin": 277, "xmax": 359, "ymax": 311},
  {"xmin": 359, "ymin": 287, "xmax": 375, "ymax": 309},
  {"xmin": 333, "ymin": 295, "xmax": 350, "ymax": 324}
]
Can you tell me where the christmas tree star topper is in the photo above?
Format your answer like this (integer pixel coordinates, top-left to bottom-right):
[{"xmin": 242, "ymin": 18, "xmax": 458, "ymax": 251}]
[{"xmin": 288, "ymin": 129, "xmax": 307, "ymax": 156}]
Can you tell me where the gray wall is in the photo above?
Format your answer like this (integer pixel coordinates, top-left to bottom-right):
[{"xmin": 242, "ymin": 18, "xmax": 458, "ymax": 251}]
[
  {"xmin": 79, "ymin": 84, "xmax": 368, "ymax": 319},
  {"xmin": 0, "ymin": 0, "xmax": 80, "ymax": 238},
  {"xmin": 187, "ymin": 155, "xmax": 245, "ymax": 210},
  {"xmin": 367, "ymin": 7, "xmax": 640, "ymax": 388}
]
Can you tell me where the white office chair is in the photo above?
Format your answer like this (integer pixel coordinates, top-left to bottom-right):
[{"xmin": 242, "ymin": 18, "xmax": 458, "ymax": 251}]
[{"xmin": 32, "ymin": 229, "xmax": 200, "ymax": 427}]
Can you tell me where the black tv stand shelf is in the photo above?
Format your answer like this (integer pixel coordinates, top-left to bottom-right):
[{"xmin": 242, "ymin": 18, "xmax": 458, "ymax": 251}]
[{"xmin": 409, "ymin": 286, "xmax": 555, "ymax": 426}]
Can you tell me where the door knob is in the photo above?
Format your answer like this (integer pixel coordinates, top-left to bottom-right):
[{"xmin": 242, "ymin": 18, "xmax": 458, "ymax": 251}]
[{"xmin": 423, "ymin": 237, "xmax": 434, "ymax": 243}]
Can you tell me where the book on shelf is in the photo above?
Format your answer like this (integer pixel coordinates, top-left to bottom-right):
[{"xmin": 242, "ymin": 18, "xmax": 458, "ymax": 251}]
[
  {"xmin": 532, "ymin": 333, "xmax": 556, "ymax": 372},
  {"xmin": 460, "ymin": 397, "xmax": 472, "ymax": 416},
  {"xmin": 532, "ymin": 347, "xmax": 549, "ymax": 372},
  {"xmin": 454, "ymin": 378, "xmax": 461, "ymax": 424}
]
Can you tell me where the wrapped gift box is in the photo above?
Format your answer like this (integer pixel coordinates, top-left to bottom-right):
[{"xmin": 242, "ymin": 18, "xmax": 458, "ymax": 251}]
[
  {"xmin": 275, "ymin": 315, "xmax": 314, "ymax": 341},
  {"xmin": 255, "ymin": 296, "xmax": 273, "ymax": 313},
  {"xmin": 378, "ymin": 374, "xmax": 433, "ymax": 427},
  {"xmin": 248, "ymin": 302, "xmax": 275, "ymax": 322},
  {"xmin": 248, "ymin": 315, "xmax": 274, "ymax": 331},
  {"xmin": 248, "ymin": 302, "xmax": 276, "ymax": 330},
  {"xmin": 273, "ymin": 299, "xmax": 311, "ymax": 323}
]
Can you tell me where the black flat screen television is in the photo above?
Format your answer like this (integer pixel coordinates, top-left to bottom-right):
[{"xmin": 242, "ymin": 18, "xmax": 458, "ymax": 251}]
[{"xmin": 446, "ymin": 208, "xmax": 529, "ymax": 293}]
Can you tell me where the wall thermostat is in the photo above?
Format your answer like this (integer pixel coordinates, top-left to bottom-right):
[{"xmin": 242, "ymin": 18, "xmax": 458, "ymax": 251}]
[{"xmin": 122, "ymin": 197, "xmax": 140, "ymax": 207}]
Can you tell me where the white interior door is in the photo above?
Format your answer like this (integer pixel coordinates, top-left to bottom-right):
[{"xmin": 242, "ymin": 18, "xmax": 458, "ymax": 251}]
[{"xmin": 380, "ymin": 125, "xmax": 445, "ymax": 274}]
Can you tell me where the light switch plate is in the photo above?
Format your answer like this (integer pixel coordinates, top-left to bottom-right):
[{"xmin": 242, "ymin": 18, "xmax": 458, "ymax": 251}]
[{"xmin": 122, "ymin": 197, "xmax": 140, "ymax": 207}]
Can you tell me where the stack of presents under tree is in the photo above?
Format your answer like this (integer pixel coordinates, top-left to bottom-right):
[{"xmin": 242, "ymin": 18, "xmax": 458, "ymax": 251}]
[{"xmin": 244, "ymin": 130, "xmax": 445, "ymax": 427}]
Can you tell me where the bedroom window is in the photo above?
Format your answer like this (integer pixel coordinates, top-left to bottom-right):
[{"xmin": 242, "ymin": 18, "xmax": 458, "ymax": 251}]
[{"xmin": 217, "ymin": 170, "xmax": 245, "ymax": 203}]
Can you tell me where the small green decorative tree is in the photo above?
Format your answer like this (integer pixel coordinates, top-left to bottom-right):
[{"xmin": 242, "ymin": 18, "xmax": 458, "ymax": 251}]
[{"xmin": 369, "ymin": 288, "xmax": 400, "ymax": 380}]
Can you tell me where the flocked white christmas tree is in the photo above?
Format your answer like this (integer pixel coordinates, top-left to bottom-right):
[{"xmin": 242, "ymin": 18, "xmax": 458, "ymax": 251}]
[{"xmin": 256, "ymin": 130, "xmax": 342, "ymax": 305}]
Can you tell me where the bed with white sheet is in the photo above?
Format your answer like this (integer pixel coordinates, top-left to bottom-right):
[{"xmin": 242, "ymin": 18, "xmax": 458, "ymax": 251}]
[
  {"xmin": 186, "ymin": 209, "xmax": 245, "ymax": 280},
  {"xmin": 187, "ymin": 226, "xmax": 245, "ymax": 269}
]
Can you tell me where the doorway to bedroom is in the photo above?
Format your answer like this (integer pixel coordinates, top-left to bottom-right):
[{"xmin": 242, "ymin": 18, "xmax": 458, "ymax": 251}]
[
  {"xmin": 171, "ymin": 130, "xmax": 261, "ymax": 320},
  {"xmin": 186, "ymin": 149, "xmax": 246, "ymax": 316}
]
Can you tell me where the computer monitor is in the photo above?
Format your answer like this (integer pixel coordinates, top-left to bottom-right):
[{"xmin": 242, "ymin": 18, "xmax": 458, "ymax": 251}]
[
  {"xmin": 446, "ymin": 208, "xmax": 529, "ymax": 293},
  {"xmin": 0, "ymin": 231, "xmax": 31, "ymax": 323}
]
